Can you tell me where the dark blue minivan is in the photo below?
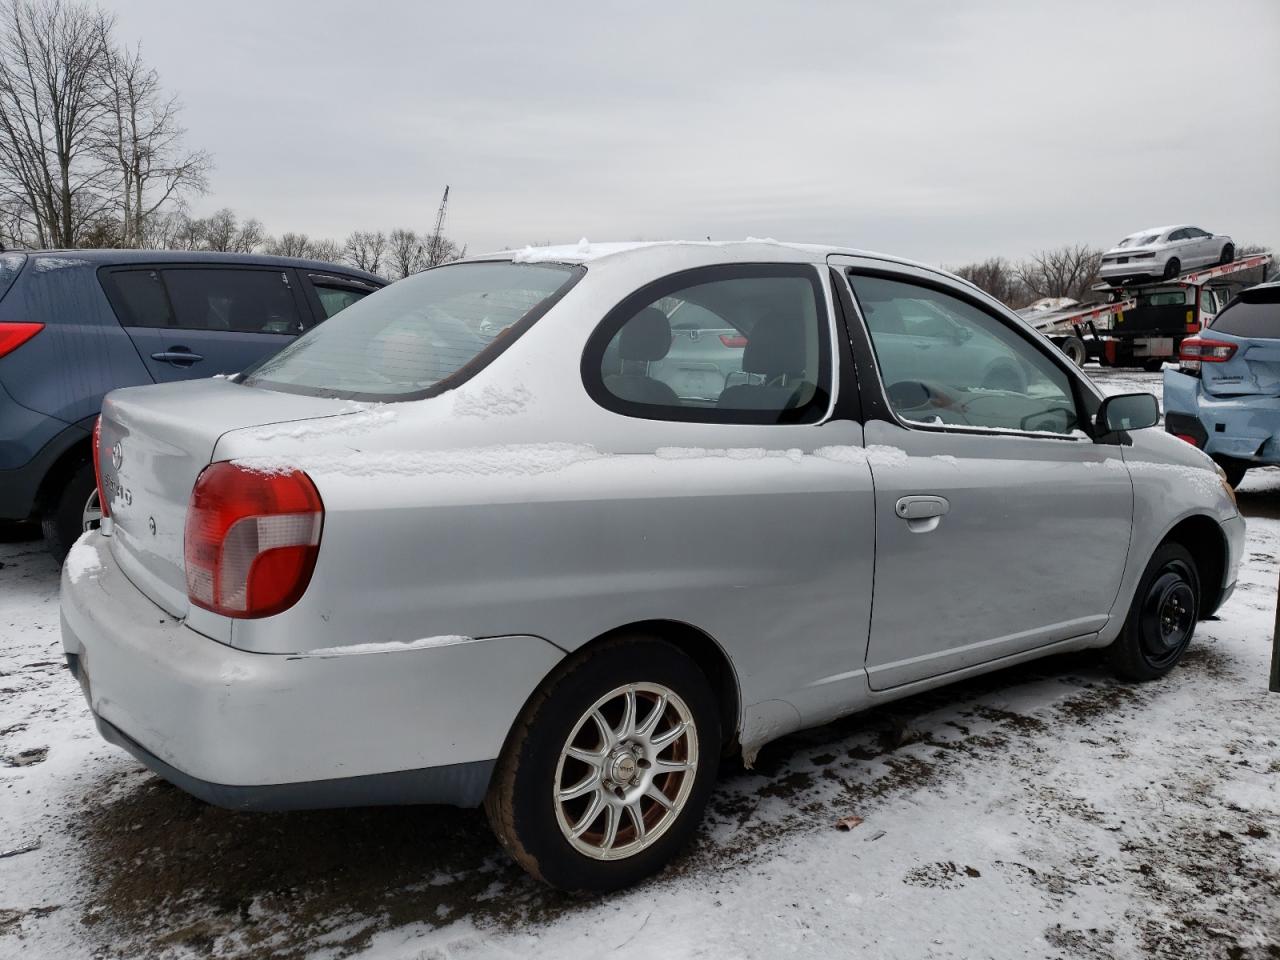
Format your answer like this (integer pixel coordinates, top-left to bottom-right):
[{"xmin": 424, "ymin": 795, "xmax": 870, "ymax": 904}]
[{"xmin": 0, "ymin": 250, "xmax": 383, "ymax": 559}]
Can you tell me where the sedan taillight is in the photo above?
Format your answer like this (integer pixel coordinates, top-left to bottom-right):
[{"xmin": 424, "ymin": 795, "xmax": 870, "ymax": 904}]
[
  {"xmin": 1178, "ymin": 337, "xmax": 1237, "ymax": 372},
  {"xmin": 184, "ymin": 462, "xmax": 323, "ymax": 618}
]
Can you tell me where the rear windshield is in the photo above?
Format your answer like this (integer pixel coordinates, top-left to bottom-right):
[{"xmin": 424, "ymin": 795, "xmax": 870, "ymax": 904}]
[
  {"xmin": 243, "ymin": 261, "xmax": 582, "ymax": 400},
  {"xmin": 1209, "ymin": 288, "xmax": 1280, "ymax": 339},
  {"xmin": 0, "ymin": 252, "xmax": 26, "ymax": 302},
  {"xmin": 1117, "ymin": 234, "xmax": 1160, "ymax": 248}
]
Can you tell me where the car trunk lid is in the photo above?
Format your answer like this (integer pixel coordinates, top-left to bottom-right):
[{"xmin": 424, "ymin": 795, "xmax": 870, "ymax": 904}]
[{"xmin": 98, "ymin": 378, "xmax": 351, "ymax": 617}]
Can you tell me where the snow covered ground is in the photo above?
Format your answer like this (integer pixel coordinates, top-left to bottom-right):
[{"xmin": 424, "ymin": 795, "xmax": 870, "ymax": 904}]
[{"xmin": 2, "ymin": 369, "xmax": 1277, "ymax": 959}]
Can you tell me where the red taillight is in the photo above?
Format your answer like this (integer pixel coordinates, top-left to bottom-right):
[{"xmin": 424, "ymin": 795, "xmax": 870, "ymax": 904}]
[
  {"xmin": 0, "ymin": 321, "xmax": 43, "ymax": 358},
  {"xmin": 719, "ymin": 334, "xmax": 748, "ymax": 348},
  {"xmin": 184, "ymin": 462, "xmax": 323, "ymax": 619},
  {"xmin": 1173, "ymin": 433, "xmax": 1202, "ymax": 447},
  {"xmin": 1178, "ymin": 337, "xmax": 1237, "ymax": 363},
  {"xmin": 92, "ymin": 416, "xmax": 109, "ymax": 519}
]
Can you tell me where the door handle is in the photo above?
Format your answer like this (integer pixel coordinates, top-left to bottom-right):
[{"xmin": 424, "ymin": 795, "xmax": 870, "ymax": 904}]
[
  {"xmin": 151, "ymin": 349, "xmax": 204, "ymax": 367},
  {"xmin": 896, "ymin": 495, "xmax": 950, "ymax": 533}
]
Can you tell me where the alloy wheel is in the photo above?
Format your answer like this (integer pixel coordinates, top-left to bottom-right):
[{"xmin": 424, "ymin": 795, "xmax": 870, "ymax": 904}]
[{"xmin": 553, "ymin": 682, "xmax": 698, "ymax": 861}]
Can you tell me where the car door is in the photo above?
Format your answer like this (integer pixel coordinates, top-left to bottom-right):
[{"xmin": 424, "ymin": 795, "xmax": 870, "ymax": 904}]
[
  {"xmin": 102, "ymin": 266, "xmax": 308, "ymax": 383},
  {"xmin": 829, "ymin": 257, "xmax": 1133, "ymax": 690}
]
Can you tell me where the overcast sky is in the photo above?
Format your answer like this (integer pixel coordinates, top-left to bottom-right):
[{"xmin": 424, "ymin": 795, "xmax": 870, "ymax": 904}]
[{"xmin": 110, "ymin": 0, "xmax": 1279, "ymax": 266}]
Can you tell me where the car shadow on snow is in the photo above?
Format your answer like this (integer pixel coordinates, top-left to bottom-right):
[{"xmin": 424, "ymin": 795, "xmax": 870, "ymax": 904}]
[{"xmin": 68, "ymin": 644, "xmax": 1201, "ymax": 960}]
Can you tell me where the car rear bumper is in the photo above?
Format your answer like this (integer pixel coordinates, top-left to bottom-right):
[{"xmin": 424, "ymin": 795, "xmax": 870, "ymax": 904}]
[
  {"xmin": 60, "ymin": 531, "xmax": 565, "ymax": 810},
  {"xmin": 1098, "ymin": 260, "xmax": 1162, "ymax": 281},
  {"xmin": 1163, "ymin": 369, "xmax": 1280, "ymax": 464}
]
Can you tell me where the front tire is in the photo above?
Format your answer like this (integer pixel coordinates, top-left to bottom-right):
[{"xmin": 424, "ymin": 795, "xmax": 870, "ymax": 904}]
[
  {"xmin": 485, "ymin": 635, "xmax": 720, "ymax": 892},
  {"xmin": 1220, "ymin": 243, "xmax": 1235, "ymax": 265},
  {"xmin": 1110, "ymin": 542, "xmax": 1200, "ymax": 682},
  {"xmin": 41, "ymin": 460, "xmax": 98, "ymax": 563}
]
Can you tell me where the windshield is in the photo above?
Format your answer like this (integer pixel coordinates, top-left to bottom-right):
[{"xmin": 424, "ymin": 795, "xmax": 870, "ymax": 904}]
[
  {"xmin": 244, "ymin": 261, "xmax": 582, "ymax": 400},
  {"xmin": 1117, "ymin": 234, "xmax": 1160, "ymax": 248},
  {"xmin": 0, "ymin": 252, "xmax": 26, "ymax": 302}
]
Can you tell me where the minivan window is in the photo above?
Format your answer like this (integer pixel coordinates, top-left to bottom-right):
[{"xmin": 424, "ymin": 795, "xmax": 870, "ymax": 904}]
[
  {"xmin": 585, "ymin": 264, "xmax": 830, "ymax": 424},
  {"xmin": 1209, "ymin": 287, "xmax": 1280, "ymax": 339},
  {"xmin": 0, "ymin": 252, "xmax": 25, "ymax": 301},
  {"xmin": 164, "ymin": 269, "xmax": 301, "ymax": 334},
  {"xmin": 245, "ymin": 261, "xmax": 581, "ymax": 401}
]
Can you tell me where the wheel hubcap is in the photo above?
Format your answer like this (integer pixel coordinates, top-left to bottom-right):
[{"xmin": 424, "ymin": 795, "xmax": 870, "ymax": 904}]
[{"xmin": 553, "ymin": 682, "xmax": 698, "ymax": 861}]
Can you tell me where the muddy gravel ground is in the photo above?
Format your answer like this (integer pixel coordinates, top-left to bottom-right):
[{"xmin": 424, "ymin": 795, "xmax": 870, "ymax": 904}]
[{"xmin": 1, "ymin": 368, "xmax": 1278, "ymax": 959}]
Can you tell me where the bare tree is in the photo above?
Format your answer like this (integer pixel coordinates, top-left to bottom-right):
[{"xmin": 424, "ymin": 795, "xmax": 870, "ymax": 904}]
[
  {"xmin": 308, "ymin": 237, "xmax": 343, "ymax": 264},
  {"xmin": 197, "ymin": 207, "xmax": 262, "ymax": 252},
  {"xmin": 387, "ymin": 227, "xmax": 424, "ymax": 278},
  {"xmin": 265, "ymin": 231, "xmax": 313, "ymax": 258},
  {"xmin": 344, "ymin": 229, "xmax": 386, "ymax": 274},
  {"xmin": 1016, "ymin": 244, "xmax": 1103, "ymax": 303},
  {"xmin": 0, "ymin": 0, "xmax": 114, "ymax": 247},
  {"xmin": 95, "ymin": 38, "xmax": 209, "ymax": 247},
  {"xmin": 951, "ymin": 256, "xmax": 1026, "ymax": 307}
]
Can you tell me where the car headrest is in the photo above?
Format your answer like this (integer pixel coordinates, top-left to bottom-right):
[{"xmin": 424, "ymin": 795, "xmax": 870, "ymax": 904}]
[
  {"xmin": 618, "ymin": 307, "xmax": 672, "ymax": 362},
  {"xmin": 742, "ymin": 315, "xmax": 806, "ymax": 378}
]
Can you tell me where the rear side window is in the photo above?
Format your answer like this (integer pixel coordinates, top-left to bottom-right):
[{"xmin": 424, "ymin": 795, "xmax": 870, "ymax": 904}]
[
  {"xmin": 163, "ymin": 269, "xmax": 300, "ymax": 334},
  {"xmin": 0, "ymin": 253, "xmax": 25, "ymax": 302},
  {"xmin": 1210, "ymin": 288, "xmax": 1280, "ymax": 338},
  {"xmin": 244, "ymin": 261, "xmax": 582, "ymax": 401},
  {"xmin": 584, "ymin": 263, "xmax": 830, "ymax": 424},
  {"xmin": 102, "ymin": 269, "xmax": 174, "ymax": 327}
]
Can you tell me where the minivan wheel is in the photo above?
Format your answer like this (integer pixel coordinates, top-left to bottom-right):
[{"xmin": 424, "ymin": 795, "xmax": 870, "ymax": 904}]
[
  {"xmin": 1110, "ymin": 542, "xmax": 1200, "ymax": 682},
  {"xmin": 41, "ymin": 460, "xmax": 97, "ymax": 563},
  {"xmin": 485, "ymin": 635, "xmax": 720, "ymax": 892}
]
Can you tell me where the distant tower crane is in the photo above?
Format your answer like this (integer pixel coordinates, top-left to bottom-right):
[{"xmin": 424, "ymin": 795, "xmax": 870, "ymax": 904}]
[{"xmin": 426, "ymin": 186, "xmax": 450, "ymax": 266}]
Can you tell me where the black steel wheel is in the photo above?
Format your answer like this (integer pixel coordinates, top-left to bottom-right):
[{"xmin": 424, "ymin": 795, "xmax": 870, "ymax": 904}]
[{"xmin": 1111, "ymin": 542, "xmax": 1200, "ymax": 682}]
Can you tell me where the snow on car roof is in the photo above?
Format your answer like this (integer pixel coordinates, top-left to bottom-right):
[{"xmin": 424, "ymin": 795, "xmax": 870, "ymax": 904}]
[{"xmin": 468, "ymin": 237, "xmax": 955, "ymax": 280}]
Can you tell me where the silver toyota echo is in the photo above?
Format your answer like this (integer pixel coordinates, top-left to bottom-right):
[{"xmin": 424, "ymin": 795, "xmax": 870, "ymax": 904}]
[{"xmin": 60, "ymin": 240, "xmax": 1245, "ymax": 891}]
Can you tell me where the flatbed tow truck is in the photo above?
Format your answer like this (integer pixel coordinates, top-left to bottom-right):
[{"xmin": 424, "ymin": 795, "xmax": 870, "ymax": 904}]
[{"xmin": 1024, "ymin": 253, "xmax": 1273, "ymax": 369}]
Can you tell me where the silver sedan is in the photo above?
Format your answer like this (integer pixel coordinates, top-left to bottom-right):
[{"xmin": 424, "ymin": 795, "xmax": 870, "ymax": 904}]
[
  {"xmin": 1099, "ymin": 224, "xmax": 1235, "ymax": 285},
  {"xmin": 61, "ymin": 240, "xmax": 1244, "ymax": 892}
]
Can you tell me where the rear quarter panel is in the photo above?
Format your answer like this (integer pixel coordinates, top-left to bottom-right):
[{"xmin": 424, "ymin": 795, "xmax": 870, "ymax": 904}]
[{"xmin": 0, "ymin": 257, "xmax": 151, "ymax": 424}]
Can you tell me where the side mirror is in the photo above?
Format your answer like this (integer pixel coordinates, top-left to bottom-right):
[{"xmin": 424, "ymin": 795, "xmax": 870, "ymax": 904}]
[{"xmin": 1097, "ymin": 392, "xmax": 1160, "ymax": 433}]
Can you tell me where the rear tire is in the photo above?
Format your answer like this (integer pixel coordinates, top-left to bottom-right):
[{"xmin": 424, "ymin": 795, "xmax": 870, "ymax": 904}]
[
  {"xmin": 485, "ymin": 635, "xmax": 720, "ymax": 892},
  {"xmin": 1220, "ymin": 243, "xmax": 1235, "ymax": 265},
  {"xmin": 1213, "ymin": 456, "xmax": 1248, "ymax": 489},
  {"xmin": 1163, "ymin": 258, "xmax": 1181, "ymax": 280},
  {"xmin": 1110, "ymin": 542, "xmax": 1200, "ymax": 682},
  {"xmin": 41, "ymin": 460, "xmax": 97, "ymax": 563},
  {"xmin": 1059, "ymin": 336, "xmax": 1088, "ymax": 367}
]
